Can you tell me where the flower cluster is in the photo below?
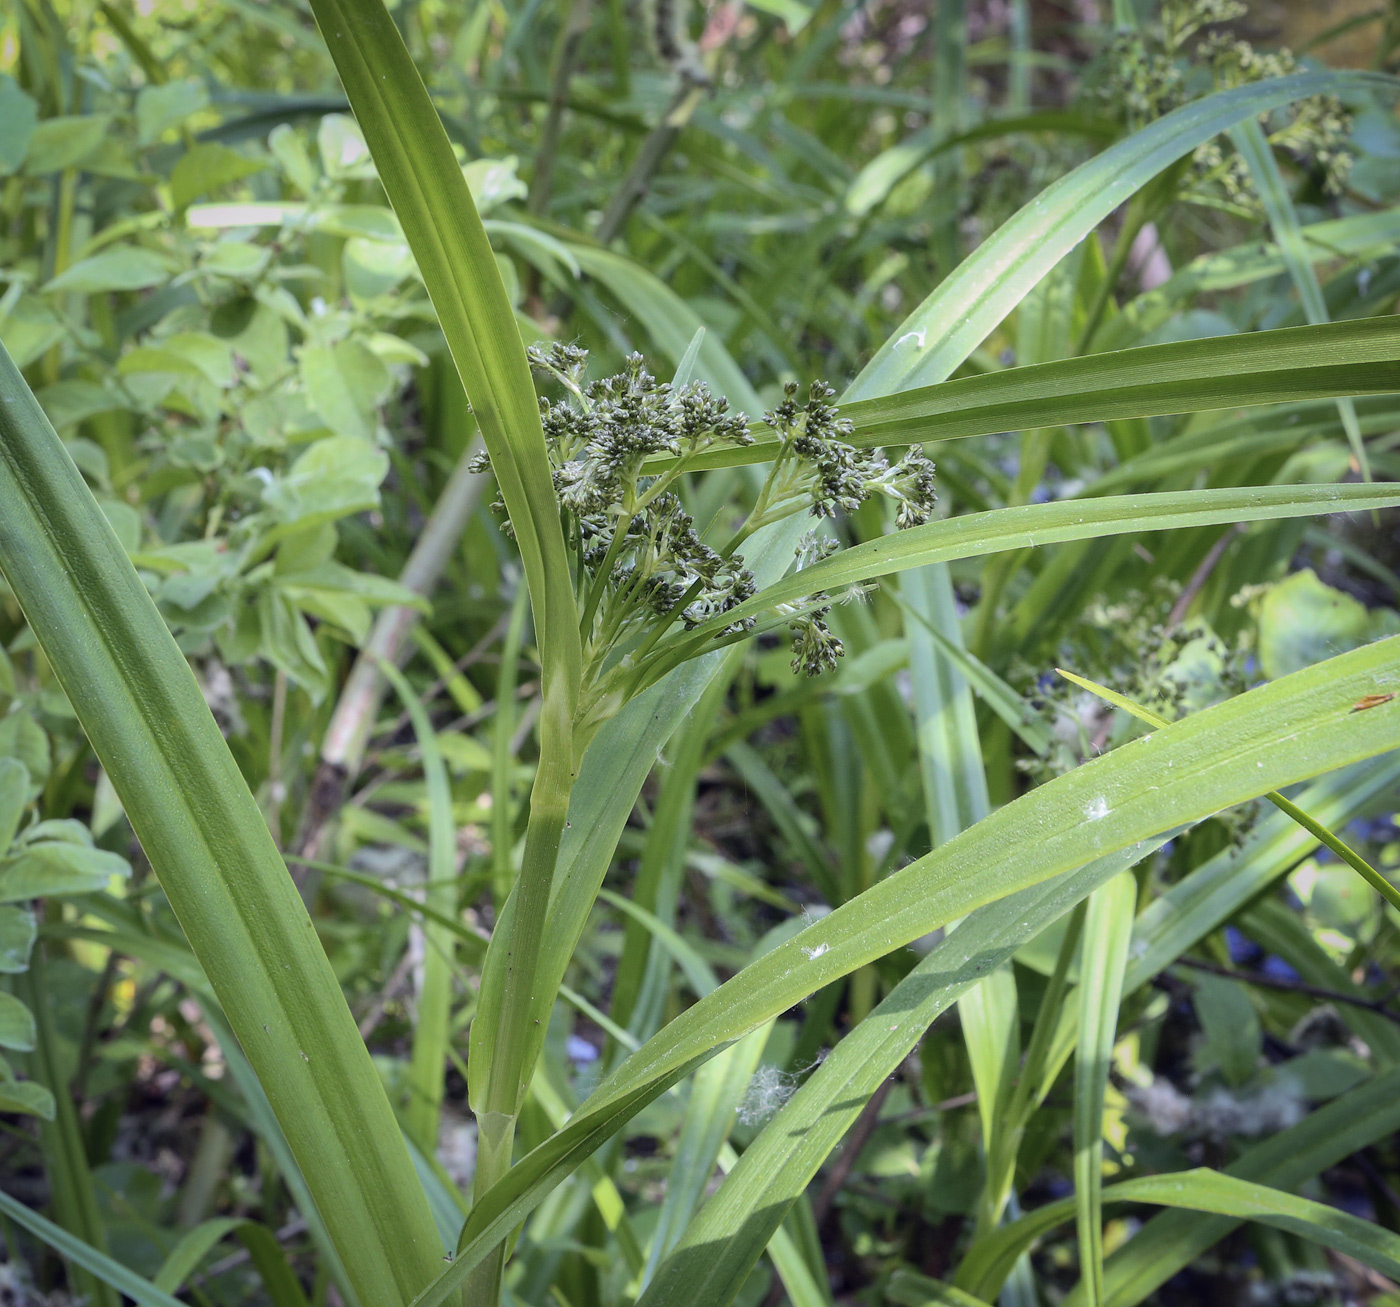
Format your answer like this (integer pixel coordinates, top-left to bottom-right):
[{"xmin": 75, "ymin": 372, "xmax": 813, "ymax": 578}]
[
  {"xmin": 754, "ymin": 381, "xmax": 938, "ymax": 533},
  {"xmin": 480, "ymin": 346, "xmax": 935, "ymax": 718},
  {"xmin": 1093, "ymin": 0, "xmax": 1352, "ymax": 205}
]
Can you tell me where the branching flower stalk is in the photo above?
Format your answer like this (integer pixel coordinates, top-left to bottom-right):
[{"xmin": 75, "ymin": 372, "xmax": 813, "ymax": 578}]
[
  {"xmin": 463, "ymin": 347, "xmax": 934, "ymax": 1298},
  {"xmin": 490, "ymin": 347, "xmax": 939, "ymax": 746}
]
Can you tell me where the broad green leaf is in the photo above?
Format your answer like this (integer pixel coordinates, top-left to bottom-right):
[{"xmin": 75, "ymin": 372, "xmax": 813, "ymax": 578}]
[
  {"xmin": 0, "ymin": 1077, "xmax": 54, "ymax": 1118},
  {"xmin": 24, "ymin": 115, "xmax": 109, "ymax": 173},
  {"xmin": 0, "ymin": 341, "xmax": 446, "ymax": 1304},
  {"xmin": 261, "ymin": 435, "xmax": 388, "ymax": 534},
  {"xmin": 417, "ymin": 634, "xmax": 1400, "ymax": 1306},
  {"xmin": 0, "ymin": 757, "xmax": 26, "ymax": 850},
  {"xmin": 37, "ymin": 380, "xmax": 128, "ymax": 430},
  {"xmin": 846, "ymin": 71, "xmax": 1398, "ymax": 396},
  {"xmin": 0, "ymin": 710, "xmax": 50, "ymax": 792},
  {"xmin": 300, "ymin": 340, "xmax": 393, "ymax": 441},
  {"xmin": 1258, "ymin": 568, "xmax": 1397, "ymax": 678},
  {"xmin": 46, "ymin": 249, "xmax": 174, "ymax": 295},
  {"xmin": 1191, "ymin": 972, "xmax": 1261, "ymax": 1088}
]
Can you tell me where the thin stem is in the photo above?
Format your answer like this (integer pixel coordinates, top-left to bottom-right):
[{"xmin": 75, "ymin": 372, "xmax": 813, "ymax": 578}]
[{"xmin": 1173, "ymin": 957, "xmax": 1400, "ymax": 1027}]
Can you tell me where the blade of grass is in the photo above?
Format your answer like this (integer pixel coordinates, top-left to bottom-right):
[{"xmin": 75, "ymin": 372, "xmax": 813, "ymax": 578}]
[
  {"xmin": 302, "ymin": 2, "xmax": 582, "ymax": 1262},
  {"xmin": 1230, "ymin": 117, "xmax": 1370, "ymax": 479},
  {"xmin": 376, "ymin": 657, "xmax": 459, "ymax": 1157},
  {"xmin": 0, "ymin": 1189, "xmax": 186, "ymax": 1307},
  {"xmin": 901, "ymin": 563, "xmax": 1024, "ymax": 1238},
  {"xmin": 635, "ymin": 842, "xmax": 1171, "ymax": 1307},
  {"xmin": 1073, "ymin": 872, "xmax": 1137, "ymax": 1307}
]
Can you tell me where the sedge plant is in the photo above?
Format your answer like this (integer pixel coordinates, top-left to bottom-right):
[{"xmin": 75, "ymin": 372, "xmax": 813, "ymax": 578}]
[{"xmin": 6, "ymin": 2, "xmax": 1400, "ymax": 1306}]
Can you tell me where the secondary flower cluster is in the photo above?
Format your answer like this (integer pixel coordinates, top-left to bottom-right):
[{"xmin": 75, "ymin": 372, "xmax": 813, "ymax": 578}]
[
  {"xmin": 490, "ymin": 345, "xmax": 936, "ymax": 700},
  {"xmin": 1095, "ymin": 0, "xmax": 1352, "ymax": 204}
]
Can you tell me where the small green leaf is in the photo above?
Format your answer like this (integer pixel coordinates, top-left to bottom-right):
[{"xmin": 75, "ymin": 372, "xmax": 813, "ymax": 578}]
[
  {"xmin": 317, "ymin": 113, "xmax": 374, "ymax": 179},
  {"xmin": 24, "ymin": 114, "xmax": 109, "ymax": 173},
  {"xmin": 0, "ymin": 842, "xmax": 129, "ymax": 903},
  {"xmin": 256, "ymin": 589, "xmax": 329, "ymax": 701},
  {"xmin": 0, "ymin": 989, "xmax": 34, "ymax": 1051},
  {"xmin": 0, "ymin": 905, "xmax": 37, "ymax": 973},
  {"xmin": 261, "ymin": 435, "xmax": 387, "ymax": 539},
  {"xmin": 36, "ymin": 380, "xmax": 127, "ymax": 430},
  {"xmin": 0, "ymin": 757, "xmax": 27, "ymax": 849},
  {"xmin": 1258, "ymin": 569, "xmax": 1398, "ymax": 679},
  {"xmin": 46, "ymin": 249, "xmax": 174, "ymax": 295},
  {"xmin": 0, "ymin": 711, "xmax": 50, "ymax": 792},
  {"xmin": 269, "ymin": 123, "xmax": 317, "ymax": 196},
  {"xmin": 1191, "ymin": 972, "xmax": 1262, "ymax": 1088},
  {"xmin": 0, "ymin": 1078, "xmax": 54, "ymax": 1118},
  {"xmin": 137, "ymin": 79, "xmax": 209, "ymax": 145},
  {"xmin": 170, "ymin": 143, "xmax": 264, "ymax": 209},
  {"xmin": 300, "ymin": 340, "xmax": 393, "ymax": 441},
  {"xmin": 0, "ymin": 76, "xmax": 39, "ymax": 175}
]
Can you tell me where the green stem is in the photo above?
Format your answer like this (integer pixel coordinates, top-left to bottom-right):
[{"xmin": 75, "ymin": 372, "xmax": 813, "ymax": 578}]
[
  {"xmin": 465, "ymin": 680, "xmax": 577, "ymax": 1300},
  {"xmin": 492, "ymin": 587, "xmax": 531, "ymax": 906}
]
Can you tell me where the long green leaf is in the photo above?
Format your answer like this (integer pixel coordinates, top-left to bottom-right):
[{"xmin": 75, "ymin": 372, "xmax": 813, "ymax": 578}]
[
  {"xmin": 377, "ymin": 658, "xmax": 458, "ymax": 1155},
  {"xmin": 1230, "ymin": 117, "xmax": 1370, "ymax": 479},
  {"xmin": 962, "ymin": 1165, "xmax": 1400, "ymax": 1296},
  {"xmin": 0, "ymin": 1189, "xmax": 186, "ymax": 1307},
  {"xmin": 410, "ymin": 634, "xmax": 1400, "ymax": 1306},
  {"xmin": 673, "ymin": 316, "xmax": 1400, "ymax": 471},
  {"xmin": 1073, "ymin": 872, "xmax": 1136, "ymax": 1307},
  {"xmin": 0, "ymin": 348, "xmax": 443, "ymax": 1304},
  {"xmin": 304, "ymin": 0, "xmax": 582, "ymax": 1179},
  {"xmin": 303, "ymin": 0, "xmax": 577, "ymax": 686}
]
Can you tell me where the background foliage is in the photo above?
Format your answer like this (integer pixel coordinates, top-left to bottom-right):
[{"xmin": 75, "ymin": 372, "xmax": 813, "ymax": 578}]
[{"xmin": 6, "ymin": 0, "xmax": 1400, "ymax": 1304}]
